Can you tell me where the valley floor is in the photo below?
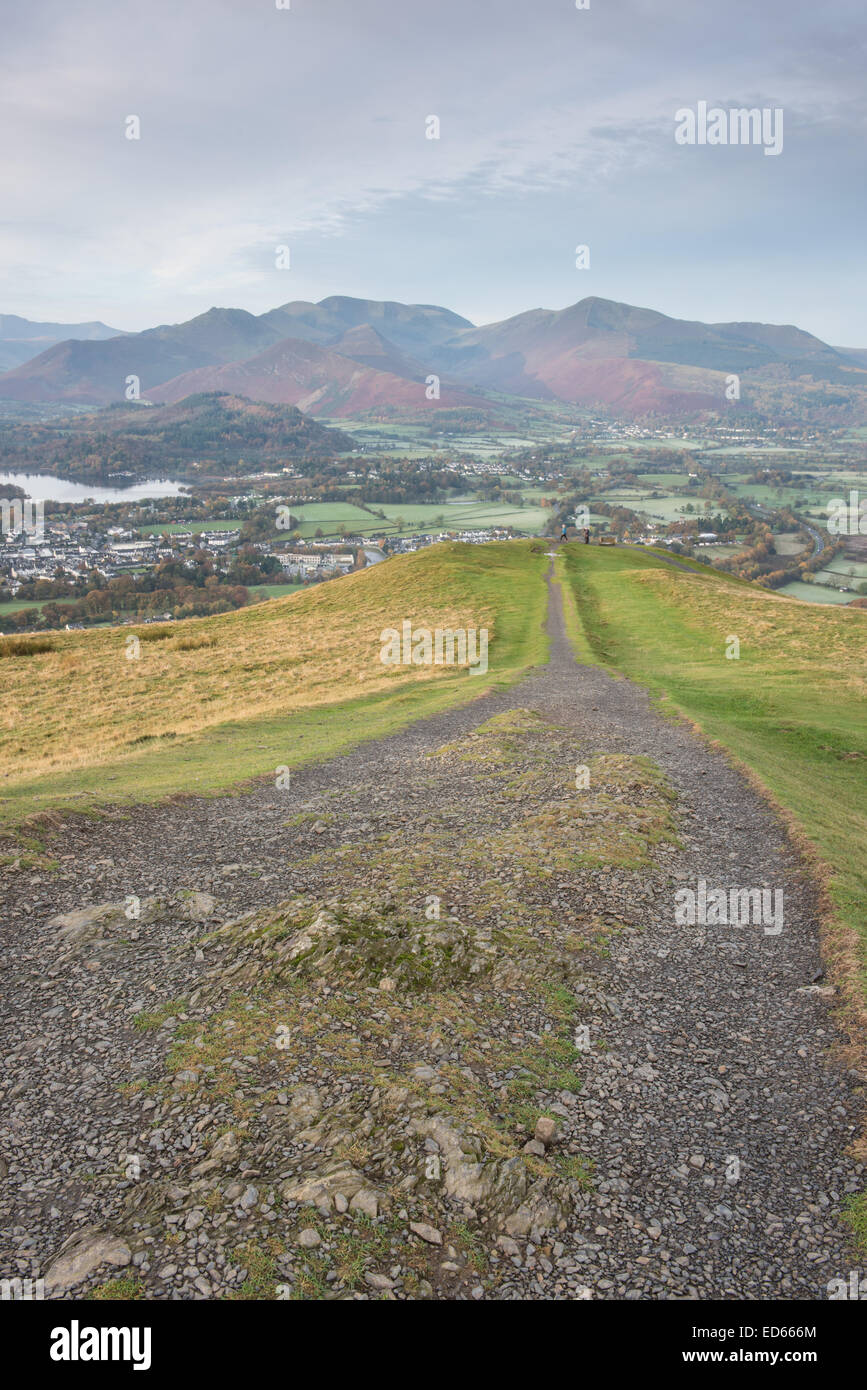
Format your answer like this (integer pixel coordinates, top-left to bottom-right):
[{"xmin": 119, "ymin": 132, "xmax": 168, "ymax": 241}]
[{"xmin": 0, "ymin": 565, "xmax": 863, "ymax": 1300}]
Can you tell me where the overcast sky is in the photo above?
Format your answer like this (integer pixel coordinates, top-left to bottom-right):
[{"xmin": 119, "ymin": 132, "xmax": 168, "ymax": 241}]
[{"xmin": 1, "ymin": 0, "xmax": 865, "ymax": 342}]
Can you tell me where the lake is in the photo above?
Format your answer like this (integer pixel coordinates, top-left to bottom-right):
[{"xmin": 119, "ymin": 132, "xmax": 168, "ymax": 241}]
[{"xmin": 0, "ymin": 472, "xmax": 188, "ymax": 503}]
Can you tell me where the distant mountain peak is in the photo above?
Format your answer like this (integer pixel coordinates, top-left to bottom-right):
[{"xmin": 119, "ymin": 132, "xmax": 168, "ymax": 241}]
[{"xmin": 0, "ymin": 313, "xmax": 124, "ymax": 374}]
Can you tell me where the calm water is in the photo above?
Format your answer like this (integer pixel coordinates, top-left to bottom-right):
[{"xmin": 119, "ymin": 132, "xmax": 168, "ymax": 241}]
[{"xmin": 0, "ymin": 472, "xmax": 187, "ymax": 503}]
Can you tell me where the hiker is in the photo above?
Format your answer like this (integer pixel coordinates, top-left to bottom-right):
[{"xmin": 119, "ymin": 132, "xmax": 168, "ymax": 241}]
[
  {"xmin": 560, "ymin": 524, "xmax": 569, "ymax": 541},
  {"xmin": 583, "ymin": 527, "xmax": 590, "ymax": 544}
]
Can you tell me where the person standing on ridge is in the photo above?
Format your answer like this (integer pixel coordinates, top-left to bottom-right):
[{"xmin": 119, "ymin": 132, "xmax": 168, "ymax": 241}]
[{"xmin": 583, "ymin": 527, "xmax": 590, "ymax": 544}]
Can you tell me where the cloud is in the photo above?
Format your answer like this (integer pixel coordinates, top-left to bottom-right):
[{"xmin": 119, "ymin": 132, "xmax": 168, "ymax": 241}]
[{"xmin": 0, "ymin": 0, "xmax": 864, "ymax": 340}]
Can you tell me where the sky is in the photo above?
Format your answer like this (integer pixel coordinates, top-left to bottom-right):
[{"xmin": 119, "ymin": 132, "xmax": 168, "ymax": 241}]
[{"xmin": 1, "ymin": 0, "xmax": 865, "ymax": 343}]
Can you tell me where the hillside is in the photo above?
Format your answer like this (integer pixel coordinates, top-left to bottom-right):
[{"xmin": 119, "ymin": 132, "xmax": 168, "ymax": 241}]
[
  {"xmin": 0, "ymin": 392, "xmax": 356, "ymax": 479},
  {"xmin": 149, "ymin": 338, "xmax": 481, "ymax": 417},
  {"xmin": 3, "ymin": 294, "xmax": 867, "ymax": 424},
  {"xmin": 0, "ymin": 313, "xmax": 122, "ymax": 373},
  {"xmin": 0, "ymin": 541, "xmax": 550, "ymax": 820},
  {"xmin": 433, "ymin": 297, "xmax": 867, "ymax": 418},
  {"xmin": 328, "ymin": 324, "xmax": 427, "ymax": 380},
  {"xmin": 0, "ymin": 307, "xmax": 287, "ymax": 405},
  {"xmin": 0, "ymin": 297, "xmax": 473, "ymax": 411}
]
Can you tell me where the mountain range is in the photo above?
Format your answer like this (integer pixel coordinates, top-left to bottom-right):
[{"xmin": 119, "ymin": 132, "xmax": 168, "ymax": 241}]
[
  {"xmin": 1, "ymin": 295, "xmax": 866, "ymax": 424},
  {"xmin": 0, "ymin": 314, "xmax": 122, "ymax": 374}
]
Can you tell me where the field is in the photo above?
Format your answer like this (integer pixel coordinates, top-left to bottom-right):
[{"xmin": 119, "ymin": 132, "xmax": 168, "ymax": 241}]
[
  {"xmin": 288, "ymin": 499, "xmax": 550, "ymax": 539},
  {"xmin": 694, "ymin": 542, "xmax": 742, "ymax": 561},
  {"xmin": 559, "ymin": 544, "xmax": 867, "ymax": 1002},
  {"xmin": 635, "ymin": 472, "xmax": 692, "ymax": 487},
  {"xmin": 324, "ymin": 408, "xmax": 576, "ymax": 457},
  {"xmin": 0, "ymin": 541, "xmax": 549, "ymax": 824},
  {"xmin": 772, "ymin": 532, "xmax": 806, "ymax": 557},
  {"xmin": 594, "ymin": 489, "xmax": 732, "ymax": 523},
  {"xmin": 779, "ymin": 581, "xmax": 857, "ymax": 605},
  {"xmin": 0, "ymin": 597, "xmax": 57, "ymax": 615},
  {"xmin": 814, "ymin": 558, "xmax": 867, "ymax": 587}
]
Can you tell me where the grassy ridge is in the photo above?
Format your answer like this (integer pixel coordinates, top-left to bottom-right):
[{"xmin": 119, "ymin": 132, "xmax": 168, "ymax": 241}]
[
  {"xmin": 558, "ymin": 544, "xmax": 867, "ymax": 1004},
  {"xmin": 0, "ymin": 541, "xmax": 550, "ymax": 826}
]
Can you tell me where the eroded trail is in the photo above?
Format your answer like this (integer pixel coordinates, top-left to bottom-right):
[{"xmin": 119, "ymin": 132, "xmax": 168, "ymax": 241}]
[{"xmin": 0, "ymin": 566, "xmax": 863, "ymax": 1300}]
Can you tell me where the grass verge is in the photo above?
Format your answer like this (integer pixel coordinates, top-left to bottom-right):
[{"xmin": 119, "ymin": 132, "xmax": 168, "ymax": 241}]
[{"xmin": 558, "ymin": 544, "xmax": 867, "ymax": 1120}]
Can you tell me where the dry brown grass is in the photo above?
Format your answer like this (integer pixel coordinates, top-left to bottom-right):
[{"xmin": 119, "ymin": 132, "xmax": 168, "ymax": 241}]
[{"xmin": 0, "ymin": 547, "xmax": 495, "ymax": 783}]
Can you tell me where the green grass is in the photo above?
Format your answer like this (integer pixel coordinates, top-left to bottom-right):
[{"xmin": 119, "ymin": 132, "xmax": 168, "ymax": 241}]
[
  {"xmin": 228, "ymin": 1239, "xmax": 284, "ymax": 1300},
  {"xmin": 558, "ymin": 544, "xmax": 867, "ymax": 1000},
  {"xmin": 133, "ymin": 998, "xmax": 187, "ymax": 1031},
  {"xmin": 0, "ymin": 597, "xmax": 63, "ymax": 614},
  {"xmin": 89, "ymin": 1275, "xmax": 145, "ymax": 1300},
  {"xmin": 842, "ymin": 1193, "xmax": 867, "ymax": 1253}
]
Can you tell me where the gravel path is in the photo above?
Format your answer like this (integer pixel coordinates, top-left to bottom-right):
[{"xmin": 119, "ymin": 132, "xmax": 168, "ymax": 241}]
[{"xmin": 1, "ymin": 561, "xmax": 863, "ymax": 1300}]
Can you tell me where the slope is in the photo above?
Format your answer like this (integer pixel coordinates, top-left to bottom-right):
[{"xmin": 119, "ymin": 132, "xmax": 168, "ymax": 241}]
[
  {"xmin": 149, "ymin": 336, "xmax": 480, "ymax": 416},
  {"xmin": 0, "ymin": 541, "xmax": 550, "ymax": 823}
]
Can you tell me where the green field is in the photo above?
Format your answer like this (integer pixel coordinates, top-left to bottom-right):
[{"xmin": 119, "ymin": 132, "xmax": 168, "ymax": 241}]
[
  {"xmin": 817, "ymin": 557, "xmax": 867, "ymax": 580},
  {"xmin": 317, "ymin": 416, "xmax": 572, "ymax": 459},
  {"xmin": 779, "ymin": 581, "xmax": 857, "ymax": 605},
  {"xmin": 558, "ymin": 544, "xmax": 867, "ymax": 1014},
  {"xmin": 772, "ymin": 532, "xmax": 807, "ymax": 557},
  {"xmin": 725, "ymin": 482, "xmax": 798, "ymax": 505},
  {"xmin": 635, "ymin": 472, "xmax": 692, "ymax": 487},
  {"xmin": 381, "ymin": 501, "xmax": 549, "ymax": 532},
  {"xmin": 595, "ymin": 490, "xmax": 732, "ymax": 523},
  {"xmin": 286, "ymin": 499, "xmax": 550, "ymax": 540},
  {"xmin": 696, "ymin": 543, "xmax": 742, "ymax": 561},
  {"xmin": 0, "ymin": 597, "xmax": 58, "ymax": 615}
]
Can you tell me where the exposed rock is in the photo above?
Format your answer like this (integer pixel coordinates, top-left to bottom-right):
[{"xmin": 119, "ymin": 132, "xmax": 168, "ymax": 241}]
[
  {"xmin": 179, "ymin": 890, "xmax": 217, "ymax": 922},
  {"xmin": 349, "ymin": 1188, "xmax": 381, "ymax": 1219},
  {"xmin": 281, "ymin": 1164, "xmax": 369, "ymax": 1210},
  {"xmin": 502, "ymin": 1185, "xmax": 569, "ymax": 1238},
  {"xmin": 409, "ymin": 1221, "xmax": 443, "ymax": 1245},
  {"xmin": 534, "ymin": 1116, "xmax": 559, "ymax": 1147},
  {"xmin": 44, "ymin": 1229, "xmax": 132, "ymax": 1293}
]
